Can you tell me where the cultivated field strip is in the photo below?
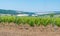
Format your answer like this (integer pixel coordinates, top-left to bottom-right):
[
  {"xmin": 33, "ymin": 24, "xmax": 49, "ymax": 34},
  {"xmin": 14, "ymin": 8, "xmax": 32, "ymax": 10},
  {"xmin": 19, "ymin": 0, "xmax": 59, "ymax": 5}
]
[{"xmin": 0, "ymin": 16, "xmax": 60, "ymax": 27}]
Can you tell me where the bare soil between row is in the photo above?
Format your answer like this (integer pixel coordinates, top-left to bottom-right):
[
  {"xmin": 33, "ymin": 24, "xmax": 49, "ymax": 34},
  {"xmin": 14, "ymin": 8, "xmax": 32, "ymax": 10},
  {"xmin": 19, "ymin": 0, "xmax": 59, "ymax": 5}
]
[{"xmin": 0, "ymin": 23, "xmax": 60, "ymax": 36}]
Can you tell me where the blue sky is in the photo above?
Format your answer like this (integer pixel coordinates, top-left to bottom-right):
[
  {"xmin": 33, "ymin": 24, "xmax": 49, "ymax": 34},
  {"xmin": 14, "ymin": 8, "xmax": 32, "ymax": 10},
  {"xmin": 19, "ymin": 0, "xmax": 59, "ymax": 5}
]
[{"xmin": 0, "ymin": 0, "xmax": 60, "ymax": 12}]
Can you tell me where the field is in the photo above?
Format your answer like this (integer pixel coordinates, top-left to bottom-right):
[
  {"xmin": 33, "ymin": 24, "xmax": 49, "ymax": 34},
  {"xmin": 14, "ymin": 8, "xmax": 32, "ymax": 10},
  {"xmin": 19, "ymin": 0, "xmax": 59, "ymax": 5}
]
[
  {"xmin": 0, "ymin": 16, "xmax": 60, "ymax": 27},
  {"xmin": 0, "ymin": 16, "xmax": 60, "ymax": 36}
]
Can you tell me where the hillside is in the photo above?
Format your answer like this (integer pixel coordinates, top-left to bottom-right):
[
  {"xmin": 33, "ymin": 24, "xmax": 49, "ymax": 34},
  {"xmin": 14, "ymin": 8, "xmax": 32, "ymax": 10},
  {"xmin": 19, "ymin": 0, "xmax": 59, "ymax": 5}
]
[
  {"xmin": 0, "ymin": 9, "xmax": 60, "ymax": 16},
  {"xmin": 0, "ymin": 9, "xmax": 35, "ymax": 16}
]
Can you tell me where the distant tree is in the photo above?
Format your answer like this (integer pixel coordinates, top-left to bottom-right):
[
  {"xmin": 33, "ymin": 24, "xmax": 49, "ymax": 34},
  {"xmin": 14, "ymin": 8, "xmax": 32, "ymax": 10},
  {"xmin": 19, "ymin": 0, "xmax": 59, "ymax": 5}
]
[{"xmin": 50, "ymin": 13, "xmax": 54, "ymax": 17}]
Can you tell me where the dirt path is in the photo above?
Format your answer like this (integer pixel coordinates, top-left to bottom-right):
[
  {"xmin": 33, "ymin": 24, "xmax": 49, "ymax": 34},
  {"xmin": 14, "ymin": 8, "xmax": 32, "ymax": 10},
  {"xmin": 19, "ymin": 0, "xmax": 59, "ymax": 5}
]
[
  {"xmin": 0, "ymin": 23, "xmax": 60, "ymax": 36},
  {"xmin": 0, "ymin": 31, "xmax": 60, "ymax": 36}
]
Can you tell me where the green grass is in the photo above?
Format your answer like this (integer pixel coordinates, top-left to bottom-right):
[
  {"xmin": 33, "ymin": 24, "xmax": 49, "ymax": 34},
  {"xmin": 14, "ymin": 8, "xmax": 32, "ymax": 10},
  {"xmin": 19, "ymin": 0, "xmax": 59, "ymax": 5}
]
[{"xmin": 0, "ymin": 16, "xmax": 60, "ymax": 27}]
